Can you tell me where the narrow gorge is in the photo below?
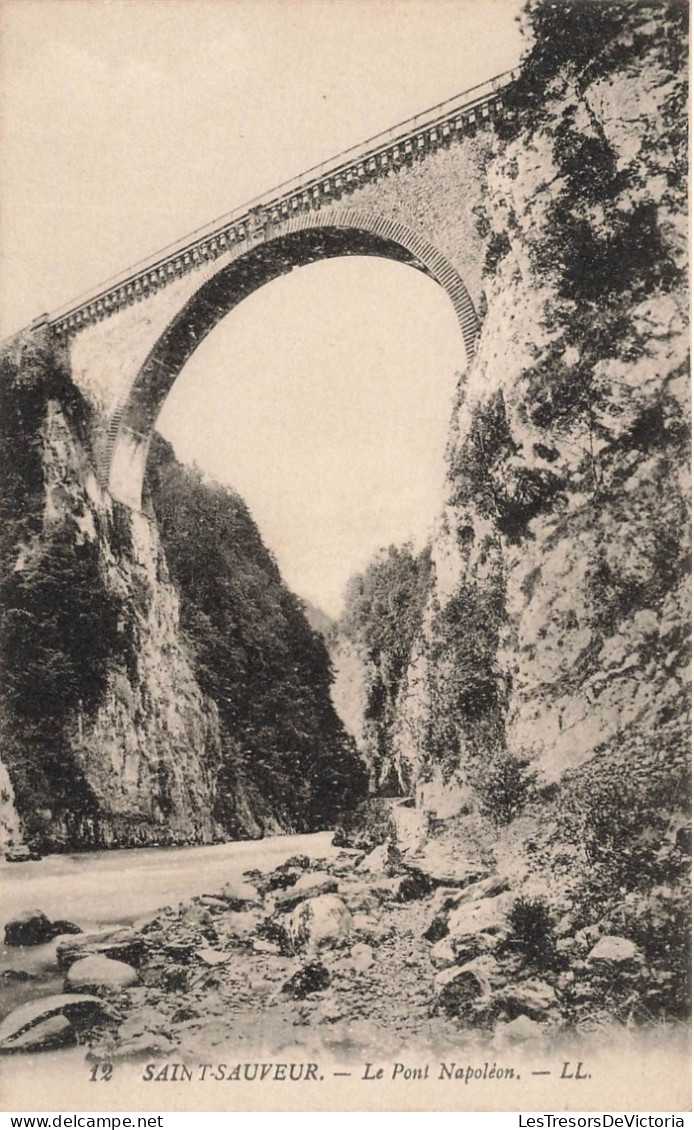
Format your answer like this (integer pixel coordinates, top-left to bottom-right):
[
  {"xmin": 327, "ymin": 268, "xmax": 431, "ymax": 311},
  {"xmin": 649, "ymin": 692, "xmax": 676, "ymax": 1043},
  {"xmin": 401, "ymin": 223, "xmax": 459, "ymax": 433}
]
[
  {"xmin": 0, "ymin": 334, "xmax": 365, "ymax": 851},
  {"xmin": 0, "ymin": 0, "xmax": 689, "ymax": 1074}
]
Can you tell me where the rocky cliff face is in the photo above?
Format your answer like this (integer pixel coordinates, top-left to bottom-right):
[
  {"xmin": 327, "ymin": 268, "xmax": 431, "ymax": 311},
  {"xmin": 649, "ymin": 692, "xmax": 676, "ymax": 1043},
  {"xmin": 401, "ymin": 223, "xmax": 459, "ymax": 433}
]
[
  {"xmin": 0, "ymin": 330, "xmax": 220, "ymax": 849},
  {"xmin": 331, "ymin": 543, "xmax": 432, "ymax": 796},
  {"xmin": 40, "ymin": 396, "xmax": 226, "ymax": 848},
  {"xmin": 327, "ymin": 7, "xmax": 690, "ymax": 1032},
  {"xmin": 0, "ymin": 330, "xmax": 361, "ymax": 852},
  {"xmin": 2, "ymin": 1, "xmax": 687, "ymax": 882},
  {"xmin": 333, "ymin": 2, "xmax": 689, "ymax": 870}
]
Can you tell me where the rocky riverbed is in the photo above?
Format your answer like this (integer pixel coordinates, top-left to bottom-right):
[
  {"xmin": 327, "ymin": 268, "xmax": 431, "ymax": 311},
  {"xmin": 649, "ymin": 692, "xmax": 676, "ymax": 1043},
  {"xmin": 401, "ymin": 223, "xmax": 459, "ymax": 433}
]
[{"xmin": 2, "ymin": 840, "xmax": 684, "ymax": 1063}]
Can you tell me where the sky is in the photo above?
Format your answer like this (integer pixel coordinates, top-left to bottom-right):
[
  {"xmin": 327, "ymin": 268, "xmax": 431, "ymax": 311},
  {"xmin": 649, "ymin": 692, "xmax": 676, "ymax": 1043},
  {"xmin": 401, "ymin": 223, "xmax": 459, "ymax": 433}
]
[{"xmin": 1, "ymin": 0, "xmax": 526, "ymax": 615}]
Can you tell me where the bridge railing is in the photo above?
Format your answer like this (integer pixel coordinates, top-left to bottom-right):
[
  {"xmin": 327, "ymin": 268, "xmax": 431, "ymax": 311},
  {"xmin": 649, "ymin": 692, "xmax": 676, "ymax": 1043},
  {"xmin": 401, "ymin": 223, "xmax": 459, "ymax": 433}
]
[{"xmin": 50, "ymin": 67, "xmax": 518, "ymax": 335}]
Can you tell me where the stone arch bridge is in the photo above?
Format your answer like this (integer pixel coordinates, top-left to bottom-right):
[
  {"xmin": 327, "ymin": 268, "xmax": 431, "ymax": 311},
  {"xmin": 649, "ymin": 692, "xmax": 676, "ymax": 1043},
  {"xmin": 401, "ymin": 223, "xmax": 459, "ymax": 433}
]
[{"xmin": 44, "ymin": 70, "xmax": 515, "ymax": 508}]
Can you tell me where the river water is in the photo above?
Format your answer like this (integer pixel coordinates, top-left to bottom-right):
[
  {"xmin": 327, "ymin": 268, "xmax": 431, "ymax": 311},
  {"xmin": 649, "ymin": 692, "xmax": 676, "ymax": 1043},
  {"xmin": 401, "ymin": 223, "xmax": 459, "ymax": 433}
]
[{"xmin": 0, "ymin": 831, "xmax": 339, "ymax": 1013}]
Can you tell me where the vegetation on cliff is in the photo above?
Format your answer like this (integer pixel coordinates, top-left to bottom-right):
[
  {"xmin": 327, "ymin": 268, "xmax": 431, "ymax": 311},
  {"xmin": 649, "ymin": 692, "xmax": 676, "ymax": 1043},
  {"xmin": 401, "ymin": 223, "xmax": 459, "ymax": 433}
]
[
  {"xmin": 461, "ymin": 0, "xmax": 689, "ymax": 1022},
  {"xmin": 330, "ymin": 0, "xmax": 690, "ymax": 1027},
  {"xmin": 146, "ymin": 433, "xmax": 366, "ymax": 833},
  {"xmin": 0, "ymin": 331, "xmax": 365, "ymax": 848},
  {"xmin": 0, "ymin": 333, "xmax": 119, "ymax": 838},
  {"xmin": 335, "ymin": 543, "xmax": 431, "ymax": 793}
]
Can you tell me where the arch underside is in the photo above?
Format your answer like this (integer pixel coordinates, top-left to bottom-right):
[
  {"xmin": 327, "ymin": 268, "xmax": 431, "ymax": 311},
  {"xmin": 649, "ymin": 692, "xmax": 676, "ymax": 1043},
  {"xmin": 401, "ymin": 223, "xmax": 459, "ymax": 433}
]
[{"xmin": 108, "ymin": 211, "xmax": 479, "ymax": 508}]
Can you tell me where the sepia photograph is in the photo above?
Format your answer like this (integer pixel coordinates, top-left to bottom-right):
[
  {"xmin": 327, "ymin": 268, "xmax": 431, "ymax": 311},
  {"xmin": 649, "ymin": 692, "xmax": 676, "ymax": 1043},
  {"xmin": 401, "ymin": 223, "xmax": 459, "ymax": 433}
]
[{"xmin": 0, "ymin": 0, "xmax": 690, "ymax": 1114}]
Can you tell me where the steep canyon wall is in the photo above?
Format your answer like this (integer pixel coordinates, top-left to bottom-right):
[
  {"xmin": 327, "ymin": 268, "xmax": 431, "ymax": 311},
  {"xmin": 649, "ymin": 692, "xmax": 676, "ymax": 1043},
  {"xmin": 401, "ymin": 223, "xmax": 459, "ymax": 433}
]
[
  {"xmin": 333, "ymin": 2, "xmax": 689, "ymax": 864},
  {"xmin": 0, "ymin": 332, "xmax": 362, "ymax": 851}
]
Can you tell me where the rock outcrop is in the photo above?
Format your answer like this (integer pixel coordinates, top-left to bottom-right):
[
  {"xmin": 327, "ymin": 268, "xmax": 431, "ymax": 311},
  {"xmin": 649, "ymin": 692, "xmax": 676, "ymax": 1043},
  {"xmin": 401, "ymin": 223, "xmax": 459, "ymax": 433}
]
[
  {"xmin": 332, "ymin": 0, "xmax": 689, "ymax": 862},
  {"xmin": 329, "ymin": 0, "xmax": 690, "ymax": 1023},
  {"xmin": 0, "ymin": 331, "xmax": 364, "ymax": 851}
]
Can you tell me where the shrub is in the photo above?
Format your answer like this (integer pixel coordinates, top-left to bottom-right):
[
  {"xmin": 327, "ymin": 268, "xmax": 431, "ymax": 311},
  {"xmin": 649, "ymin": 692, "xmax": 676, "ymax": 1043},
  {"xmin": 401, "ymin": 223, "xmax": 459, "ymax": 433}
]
[
  {"xmin": 610, "ymin": 888, "xmax": 691, "ymax": 1020},
  {"xmin": 449, "ymin": 391, "xmax": 567, "ymax": 543},
  {"xmin": 477, "ymin": 752, "xmax": 536, "ymax": 825},
  {"xmin": 483, "ymin": 231, "xmax": 512, "ymax": 276},
  {"xmin": 581, "ymin": 775, "xmax": 682, "ymax": 878},
  {"xmin": 1, "ymin": 529, "xmax": 127, "ymax": 721},
  {"xmin": 505, "ymin": 895, "xmax": 557, "ymax": 967}
]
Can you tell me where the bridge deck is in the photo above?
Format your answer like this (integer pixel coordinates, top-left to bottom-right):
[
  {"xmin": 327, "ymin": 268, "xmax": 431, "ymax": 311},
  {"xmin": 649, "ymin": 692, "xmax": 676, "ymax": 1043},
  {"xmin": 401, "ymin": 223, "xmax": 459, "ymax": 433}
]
[{"xmin": 49, "ymin": 68, "xmax": 517, "ymax": 336}]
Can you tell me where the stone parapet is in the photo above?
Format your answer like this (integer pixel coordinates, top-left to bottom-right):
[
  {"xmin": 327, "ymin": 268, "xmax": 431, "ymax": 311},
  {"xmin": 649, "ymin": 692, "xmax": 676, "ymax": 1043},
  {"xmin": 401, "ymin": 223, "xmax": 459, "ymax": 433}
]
[{"xmin": 50, "ymin": 70, "xmax": 515, "ymax": 338}]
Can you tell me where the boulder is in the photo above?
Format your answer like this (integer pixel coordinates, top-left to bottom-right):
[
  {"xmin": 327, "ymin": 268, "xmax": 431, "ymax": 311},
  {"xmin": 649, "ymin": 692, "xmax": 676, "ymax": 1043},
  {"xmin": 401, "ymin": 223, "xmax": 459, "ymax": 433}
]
[
  {"xmin": 434, "ymin": 953, "xmax": 503, "ymax": 1015},
  {"xmin": 285, "ymin": 894, "xmax": 352, "ymax": 954},
  {"xmin": 456, "ymin": 932, "xmax": 500, "ymax": 966},
  {"xmin": 458, "ymin": 874, "xmax": 510, "ymax": 902},
  {"xmin": 429, "ymin": 913, "xmax": 499, "ymax": 967},
  {"xmin": 274, "ymin": 871, "xmax": 338, "ymax": 911},
  {"xmin": 495, "ymin": 979, "xmax": 557, "ymax": 1020},
  {"xmin": 66, "ymin": 955, "xmax": 139, "ymax": 993},
  {"xmin": 423, "ymin": 888, "xmax": 469, "ymax": 942},
  {"xmin": 4, "ymin": 1015, "xmax": 75, "ymax": 1052},
  {"xmin": 198, "ymin": 896, "xmax": 230, "ymax": 912},
  {"xmin": 0, "ymin": 994, "xmax": 113, "ymax": 1052},
  {"xmin": 394, "ymin": 870, "xmax": 433, "ymax": 901},
  {"xmin": 4, "ymin": 909, "xmax": 55, "ymax": 946},
  {"xmin": 281, "ymin": 961, "xmax": 331, "ymax": 999},
  {"xmin": 350, "ymin": 942, "xmax": 375, "ymax": 972},
  {"xmin": 446, "ymin": 893, "xmax": 512, "ymax": 941},
  {"xmin": 401, "ymin": 847, "xmax": 487, "ymax": 889},
  {"xmin": 496, "ymin": 1015, "xmax": 545, "ymax": 1043},
  {"xmin": 426, "ymin": 891, "xmax": 511, "ymax": 950},
  {"xmin": 423, "ymin": 880, "xmax": 510, "ymax": 943},
  {"xmin": 4, "ymin": 845, "xmax": 39, "ymax": 863},
  {"xmin": 215, "ymin": 878, "xmax": 261, "ymax": 910},
  {"xmin": 219, "ymin": 910, "xmax": 263, "ymax": 942},
  {"xmin": 56, "ymin": 927, "xmax": 146, "ymax": 970},
  {"xmin": 50, "ymin": 921, "xmax": 83, "ymax": 937},
  {"xmin": 195, "ymin": 948, "xmax": 231, "ymax": 966},
  {"xmin": 429, "ymin": 937, "xmax": 458, "ymax": 970},
  {"xmin": 355, "ymin": 843, "xmax": 402, "ymax": 876},
  {"xmin": 586, "ymin": 936, "xmax": 641, "ymax": 965},
  {"xmin": 429, "ymin": 933, "xmax": 497, "ymax": 970},
  {"xmin": 433, "ymin": 961, "xmax": 492, "ymax": 1017}
]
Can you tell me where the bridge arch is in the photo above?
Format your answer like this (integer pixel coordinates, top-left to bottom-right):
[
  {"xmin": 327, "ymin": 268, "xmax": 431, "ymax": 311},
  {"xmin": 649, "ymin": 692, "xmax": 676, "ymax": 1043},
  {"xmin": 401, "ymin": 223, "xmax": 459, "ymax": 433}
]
[{"xmin": 108, "ymin": 209, "xmax": 479, "ymax": 508}]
